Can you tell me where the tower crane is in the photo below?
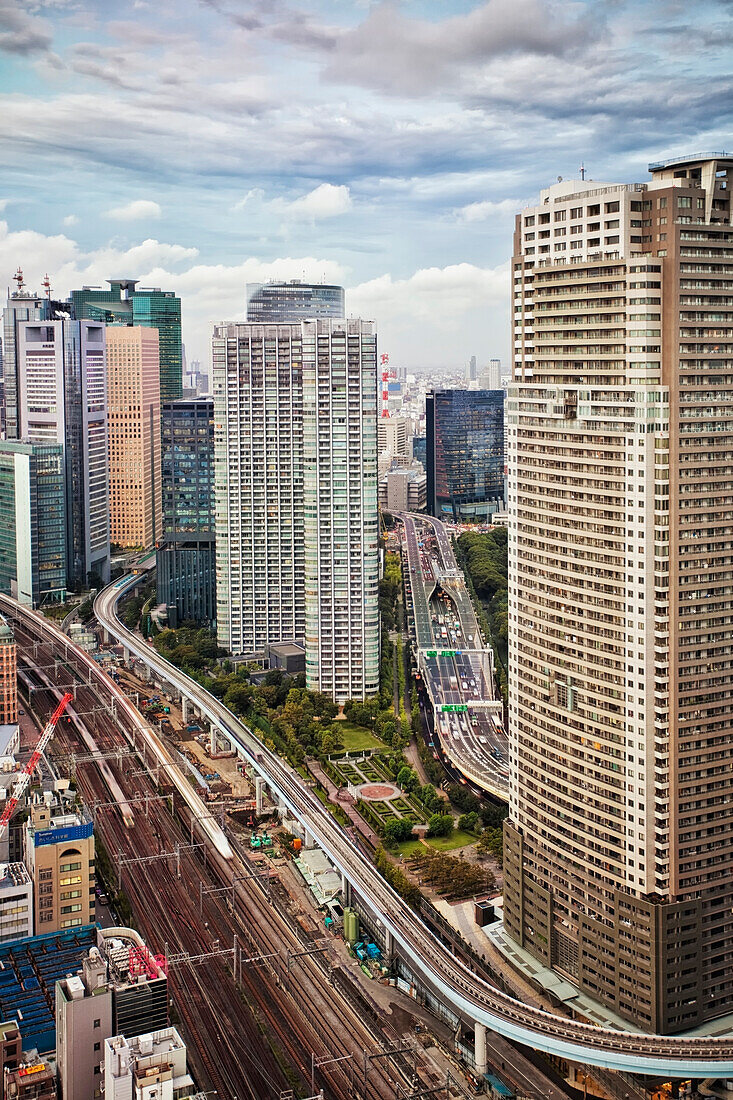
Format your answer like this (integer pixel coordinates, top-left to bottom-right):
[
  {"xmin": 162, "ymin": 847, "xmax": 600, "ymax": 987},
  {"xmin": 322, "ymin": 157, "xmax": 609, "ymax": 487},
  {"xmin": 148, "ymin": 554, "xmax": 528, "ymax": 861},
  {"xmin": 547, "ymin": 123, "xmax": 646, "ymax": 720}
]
[{"xmin": 0, "ymin": 692, "xmax": 73, "ymax": 843}]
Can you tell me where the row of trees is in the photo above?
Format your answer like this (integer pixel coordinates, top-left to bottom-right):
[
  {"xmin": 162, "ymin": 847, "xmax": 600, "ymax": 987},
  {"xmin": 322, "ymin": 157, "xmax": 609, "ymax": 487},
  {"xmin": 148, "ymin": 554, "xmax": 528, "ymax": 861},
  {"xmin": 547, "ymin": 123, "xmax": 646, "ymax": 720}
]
[
  {"xmin": 408, "ymin": 849, "xmax": 495, "ymax": 900},
  {"xmin": 455, "ymin": 527, "xmax": 508, "ymax": 699}
]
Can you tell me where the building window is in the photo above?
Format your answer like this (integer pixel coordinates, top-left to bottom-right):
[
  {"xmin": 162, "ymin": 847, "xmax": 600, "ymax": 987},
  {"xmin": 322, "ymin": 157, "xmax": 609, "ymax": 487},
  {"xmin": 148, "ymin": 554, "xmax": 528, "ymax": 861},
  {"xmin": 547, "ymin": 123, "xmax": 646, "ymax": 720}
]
[
  {"xmin": 93, "ymin": 1019, "xmax": 101, "ymax": 1029},
  {"xmin": 94, "ymin": 1042, "xmax": 101, "ymax": 1052}
]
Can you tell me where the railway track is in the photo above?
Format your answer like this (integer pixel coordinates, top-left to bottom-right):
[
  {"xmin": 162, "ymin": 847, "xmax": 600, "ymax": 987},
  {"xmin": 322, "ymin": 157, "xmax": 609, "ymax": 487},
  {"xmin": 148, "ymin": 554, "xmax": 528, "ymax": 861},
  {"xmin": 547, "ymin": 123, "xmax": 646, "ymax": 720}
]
[{"xmin": 13, "ymin": 618, "xmax": 457, "ymax": 1100}]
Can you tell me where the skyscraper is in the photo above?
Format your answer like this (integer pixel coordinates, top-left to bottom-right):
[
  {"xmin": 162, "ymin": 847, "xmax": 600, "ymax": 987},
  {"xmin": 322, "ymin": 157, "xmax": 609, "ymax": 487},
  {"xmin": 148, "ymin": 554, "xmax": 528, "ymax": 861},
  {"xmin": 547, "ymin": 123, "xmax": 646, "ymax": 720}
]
[
  {"xmin": 246, "ymin": 280, "xmax": 345, "ymax": 322},
  {"xmin": 106, "ymin": 327, "xmax": 162, "ymax": 549},
  {"xmin": 157, "ymin": 398, "xmax": 216, "ymax": 628},
  {"xmin": 0, "ymin": 441, "xmax": 66, "ymax": 607},
  {"xmin": 213, "ymin": 318, "xmax": 379, "ymax": 701},
  {"xmin": 15, "ymin": 318, "xmax": 110, "ymax": 587},
  {"xmin": 425, "ymin": 389, "xmax": 504, "ymax": 521},
  {"xmin": 504, "ymin": 153, "xmax": 733, "ymax": 1034},
  {"xmin": 302, "ymin": 319, "xmax": 379, "ymax": 701},
  {"xmin": 2, "ymin": 282, "xmax": 49, "ymax": 441},
  {"xmin": 70, "ymin": 281, "xmax": 183, "ymax": 401}
]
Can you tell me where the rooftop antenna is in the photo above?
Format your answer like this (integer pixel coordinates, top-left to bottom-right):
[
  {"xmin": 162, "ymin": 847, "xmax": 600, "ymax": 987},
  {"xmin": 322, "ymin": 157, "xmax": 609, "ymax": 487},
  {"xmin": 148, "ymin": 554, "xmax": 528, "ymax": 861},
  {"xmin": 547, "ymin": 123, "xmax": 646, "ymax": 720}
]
[
  {"xmin": 42, "ymin": 273, "xmax": 51, "ymax": 300},
  {"xmin": 579, "ymin": 163, "xmax": 586, "ymax": 181},
  {"xmin": 13, "ymin": 267, "xmax": 24, "ymax": 295}
]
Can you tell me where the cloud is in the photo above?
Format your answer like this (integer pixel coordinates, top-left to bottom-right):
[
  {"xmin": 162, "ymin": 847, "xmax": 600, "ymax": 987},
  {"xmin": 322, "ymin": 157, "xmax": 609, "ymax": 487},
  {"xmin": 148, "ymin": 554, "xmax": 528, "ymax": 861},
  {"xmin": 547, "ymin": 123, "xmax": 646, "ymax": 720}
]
[
  {"xmin": 106, "ymin": 199, "xmax": 162, "ymax": 221},
  {"xmin": 455, "ymin": 198, "xmax": 520, "ymax": 223},
  {"xmin": 233, "ymin": 183, "xmax": 352, "ymax": 224},
  {"xmin": 278, "ymin": 183, "xmax": 352, "ymax": 220},
  {"xmin": 0, "ymin": 199, "xmax": 9, "ymax": 213},
  {"xmin": 62, "ymin": 214, "xmax": 78, "ymax": 226},
  {"xmin": 318, "ymin": 0, "xmax": 599, "ymax": 96},
  {"xmin": 0, "ymin": 0, "xmax": 52, "ymax": 54}
]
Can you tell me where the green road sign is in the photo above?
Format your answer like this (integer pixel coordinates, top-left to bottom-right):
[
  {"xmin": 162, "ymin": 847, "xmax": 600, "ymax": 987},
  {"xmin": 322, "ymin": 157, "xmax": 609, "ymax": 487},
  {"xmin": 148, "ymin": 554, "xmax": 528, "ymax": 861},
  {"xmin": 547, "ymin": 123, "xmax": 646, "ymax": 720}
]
[
  {"xmin": 426, "ymin": 650, "xmax": 437, "ymax": 657},
  {"xmin": 440, "ymin": 704, "xmax": 468, "ymax": 713}
]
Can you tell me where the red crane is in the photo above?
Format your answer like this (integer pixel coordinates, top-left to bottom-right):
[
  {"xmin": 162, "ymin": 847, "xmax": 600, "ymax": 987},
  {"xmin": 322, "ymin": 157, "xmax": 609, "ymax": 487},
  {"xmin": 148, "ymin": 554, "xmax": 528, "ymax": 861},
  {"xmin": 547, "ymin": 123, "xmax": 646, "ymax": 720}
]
[{"xmin": 0, "ymin": 692, "xmax": 73, "ymax": 843}]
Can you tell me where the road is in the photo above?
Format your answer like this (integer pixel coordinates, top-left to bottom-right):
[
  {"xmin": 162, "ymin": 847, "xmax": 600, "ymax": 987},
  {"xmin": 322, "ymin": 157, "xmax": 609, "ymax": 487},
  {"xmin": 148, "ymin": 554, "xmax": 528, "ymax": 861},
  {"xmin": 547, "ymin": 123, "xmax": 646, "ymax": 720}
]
[
  {"xmin": 85, "ymin": 578, "xmax": 733, "ymax": 1079},
  {"xmin": 401, "ymin": 512, "xmax": 508, "ymax": 798}
]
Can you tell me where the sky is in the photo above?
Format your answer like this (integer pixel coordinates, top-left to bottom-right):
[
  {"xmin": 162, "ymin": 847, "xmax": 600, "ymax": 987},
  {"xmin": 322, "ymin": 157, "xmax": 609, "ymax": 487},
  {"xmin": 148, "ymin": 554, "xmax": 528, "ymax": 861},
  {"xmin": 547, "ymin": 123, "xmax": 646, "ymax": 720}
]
[{"xmin": 0, "ymin": 0, "xmax": 731, "ymax": 371}]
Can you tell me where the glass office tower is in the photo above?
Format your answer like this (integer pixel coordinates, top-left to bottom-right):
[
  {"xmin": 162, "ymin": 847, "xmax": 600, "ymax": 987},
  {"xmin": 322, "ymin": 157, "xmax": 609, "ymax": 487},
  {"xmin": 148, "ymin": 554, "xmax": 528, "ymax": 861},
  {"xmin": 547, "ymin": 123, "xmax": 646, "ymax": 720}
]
[
  {"xmin": 70, "ymin": 280, "xmax": 183, "ymax": 401},
  {"xmin": 156, "ymin": 398, "xmax": 216, "ymax": 628},
  {"xmin": 425, "ymin": 389, "xmax": 504, "ymax": 520},
  {"xmin": 245, "ymin": 281, "xmax": 345, "ymax": 323},
  {"xmin": 0, "ymin": 441, "xmax": 66, "ymax": 607}
]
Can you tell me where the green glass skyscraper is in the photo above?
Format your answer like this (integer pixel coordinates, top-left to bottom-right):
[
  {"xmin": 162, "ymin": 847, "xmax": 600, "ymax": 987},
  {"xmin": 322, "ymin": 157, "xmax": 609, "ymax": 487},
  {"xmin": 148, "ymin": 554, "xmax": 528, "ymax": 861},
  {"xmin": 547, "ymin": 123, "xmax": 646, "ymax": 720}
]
[{"xmin": 70, "ymin": 280, "xmax": 182, "ymax": 401}]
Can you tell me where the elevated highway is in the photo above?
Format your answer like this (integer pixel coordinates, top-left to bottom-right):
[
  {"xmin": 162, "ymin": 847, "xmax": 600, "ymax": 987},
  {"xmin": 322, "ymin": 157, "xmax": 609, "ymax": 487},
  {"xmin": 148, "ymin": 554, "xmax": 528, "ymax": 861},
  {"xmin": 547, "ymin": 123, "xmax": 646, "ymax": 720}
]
[
  {"xmin": 400, "ymin": 512, "xmax": 508, "ymax": 798},
  {"xmin": 89, "ymin": 574, "xmax": 733, "ymax": 1078}
]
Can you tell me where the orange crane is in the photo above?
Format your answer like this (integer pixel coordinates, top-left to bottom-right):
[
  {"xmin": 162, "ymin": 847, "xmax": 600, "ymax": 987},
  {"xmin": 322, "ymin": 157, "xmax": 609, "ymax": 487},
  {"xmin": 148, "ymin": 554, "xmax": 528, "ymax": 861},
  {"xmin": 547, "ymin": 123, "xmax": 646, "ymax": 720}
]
[{"xmin": 0, "ymin": 692, "xmax": 73, "ymax": 843}]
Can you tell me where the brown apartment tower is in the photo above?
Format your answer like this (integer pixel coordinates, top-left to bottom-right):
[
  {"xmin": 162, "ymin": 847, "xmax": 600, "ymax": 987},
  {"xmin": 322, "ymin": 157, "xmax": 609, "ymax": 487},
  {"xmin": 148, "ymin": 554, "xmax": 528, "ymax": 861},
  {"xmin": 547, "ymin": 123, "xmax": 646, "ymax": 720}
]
[{"xmin": 504, "ymin": 153, "xmax": 733, "ymax": 1034}]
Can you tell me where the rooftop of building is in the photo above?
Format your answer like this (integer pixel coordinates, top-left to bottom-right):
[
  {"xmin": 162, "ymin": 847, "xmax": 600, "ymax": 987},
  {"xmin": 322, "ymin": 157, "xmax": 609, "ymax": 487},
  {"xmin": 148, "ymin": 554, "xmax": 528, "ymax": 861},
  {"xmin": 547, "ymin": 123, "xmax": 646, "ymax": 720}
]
[
  {"xmin": 0, "ymin": 726, "xmax": 19, "ymax": 758},
  {"xmin": 4, "ymin": 1060, "xmax": 55, "ymax": 1091},
  {"xmin": 0, "ymin": 618, "xmax": 14, "ymax": 643},
  {"xmin": 57, "ymin": 927, "xmax": 166, "ymax": 1006},
  {"xmin": 648, "ymin": 151, "xmax": 731, "ymax": 170},
  {"xmin": 26, "ymin": 802, "xmax": 92, "ymax": 845},
  {"xmin": 106, "ymin": 1026, "xmax": 185, "ymax": 1064},
  {"xmin": 0, "ymin": 863, "xmax": 31, "ymax": 891},
  {"xmin": 0, "ymin": 925, "xmax": 99, "ymax": 1053},
  {"xmin": 267, "ymin": 641, "xmax": 305, "ymax": 658}
]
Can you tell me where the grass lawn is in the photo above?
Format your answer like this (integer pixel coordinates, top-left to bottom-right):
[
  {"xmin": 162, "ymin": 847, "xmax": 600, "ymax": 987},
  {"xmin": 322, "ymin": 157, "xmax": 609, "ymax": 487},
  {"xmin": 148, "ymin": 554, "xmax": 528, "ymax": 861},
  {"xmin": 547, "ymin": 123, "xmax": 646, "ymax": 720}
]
[
  {"xmin": 425, "ymin": 830, "xmax": 477, "ymax": 852},
  {"xmin": 334, "ymin": 721, "xmax": 386, "ymax": 753},
  {"xmin": 394, "ymin": 839, "xmax": 425, "ymax": 858}
]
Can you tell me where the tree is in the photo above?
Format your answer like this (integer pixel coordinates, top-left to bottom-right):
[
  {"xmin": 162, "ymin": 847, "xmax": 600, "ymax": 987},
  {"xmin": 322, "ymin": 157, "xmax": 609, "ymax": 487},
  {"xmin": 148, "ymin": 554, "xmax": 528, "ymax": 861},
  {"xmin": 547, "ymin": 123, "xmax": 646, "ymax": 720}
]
[
  {"xmin": 383, "ymin": 818, "xmax": 414, "ymax": 844},
  {"xmin": 396, "ymin": 766, "xmax": 418, "ymax": 793},
  {"xmin": 458, "ymin": 811, "xmax": 479, "ymax": 833},
  {"xmin": 426, "ymin": 813, "xmax": 454, "ymax": 838}
]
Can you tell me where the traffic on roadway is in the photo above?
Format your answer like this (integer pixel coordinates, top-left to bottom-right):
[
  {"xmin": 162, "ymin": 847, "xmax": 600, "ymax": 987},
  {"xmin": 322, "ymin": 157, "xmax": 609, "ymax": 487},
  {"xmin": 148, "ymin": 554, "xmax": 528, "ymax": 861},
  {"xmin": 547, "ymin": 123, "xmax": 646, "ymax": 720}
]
[
  {"xmin": 399, "ymin": 512, "xmax": 508, "ymax": 798},
  {"xmin": 88, "ymin": 575, "xmax": 733, "ymax": 1079}
]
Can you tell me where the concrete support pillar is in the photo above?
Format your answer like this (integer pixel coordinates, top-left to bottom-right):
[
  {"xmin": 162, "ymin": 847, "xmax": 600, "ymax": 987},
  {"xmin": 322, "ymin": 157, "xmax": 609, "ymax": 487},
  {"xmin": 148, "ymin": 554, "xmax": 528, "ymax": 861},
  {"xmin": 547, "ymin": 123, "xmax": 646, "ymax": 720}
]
[
  {"xmin": 303, "ymin": 829, "xmax": 315, "ymax": 849},
  {"xmin": 384, "ymin": 928, "xmax": 393, "ymax": 956},
  {"xmin": 209, "ymin": 726, "xmax": 217, "ymax": 755},
  {"xmin": 122, "ymin": 646, "xmax": 130, "ymax": 663},
  {"xmin": 255, "ymin": 777, "xmax": 264, "ymax": 815},
  {"xmin": 474, "ymin": 1022, "xmax": 487, "ymax": 1078},
  {"xmin": 341, "ymin": 874, "xmax": 350, "ymax": 905},
  {"xmin": 182, "ymin": 698, "xmax": 191, "ymax": 723}
]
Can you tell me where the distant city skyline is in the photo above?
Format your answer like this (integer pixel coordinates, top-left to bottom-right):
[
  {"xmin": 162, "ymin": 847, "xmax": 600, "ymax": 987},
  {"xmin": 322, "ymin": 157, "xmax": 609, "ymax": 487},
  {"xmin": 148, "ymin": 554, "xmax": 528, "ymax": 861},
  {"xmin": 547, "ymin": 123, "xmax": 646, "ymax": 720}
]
[{"xmin": 0, "ymin": 0, "xmax": 729, "ymax": 369}]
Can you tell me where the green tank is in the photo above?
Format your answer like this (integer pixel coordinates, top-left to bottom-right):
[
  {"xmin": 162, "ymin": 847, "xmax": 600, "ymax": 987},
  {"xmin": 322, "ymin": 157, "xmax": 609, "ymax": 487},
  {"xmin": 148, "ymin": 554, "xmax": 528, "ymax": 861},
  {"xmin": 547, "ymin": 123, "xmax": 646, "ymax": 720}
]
[{"xmin": 343, "ymin": 907, "xmax": 360, "ymax": 944}]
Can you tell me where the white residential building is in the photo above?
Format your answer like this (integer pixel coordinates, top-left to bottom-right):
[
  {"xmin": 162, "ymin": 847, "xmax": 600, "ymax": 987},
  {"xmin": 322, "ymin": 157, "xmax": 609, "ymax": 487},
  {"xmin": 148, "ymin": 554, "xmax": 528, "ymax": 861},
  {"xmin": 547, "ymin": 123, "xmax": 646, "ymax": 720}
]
[{"xmin": 213, "ymin": 318, "xmax": 379, "ymax": 701}]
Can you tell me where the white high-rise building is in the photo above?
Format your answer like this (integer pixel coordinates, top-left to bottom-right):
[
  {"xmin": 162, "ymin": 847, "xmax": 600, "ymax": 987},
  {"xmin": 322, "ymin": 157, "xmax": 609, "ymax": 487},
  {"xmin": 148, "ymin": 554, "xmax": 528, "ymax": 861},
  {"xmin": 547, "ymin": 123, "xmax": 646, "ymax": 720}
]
[
  {"xmin": 213, "ymin": 318, "xmax": 379, "ymax": 701},
  {"xmin": 16, "ymin": 318, "xmax": 110, "ymax": 587}
]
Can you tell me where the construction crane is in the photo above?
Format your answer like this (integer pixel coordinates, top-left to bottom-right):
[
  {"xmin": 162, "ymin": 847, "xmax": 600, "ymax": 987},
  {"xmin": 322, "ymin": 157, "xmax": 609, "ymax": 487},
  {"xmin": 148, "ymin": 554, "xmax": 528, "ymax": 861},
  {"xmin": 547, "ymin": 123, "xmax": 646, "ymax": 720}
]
[{"xmin": 0, "ymin": 692, "xmax": 73, "ymax": 843}]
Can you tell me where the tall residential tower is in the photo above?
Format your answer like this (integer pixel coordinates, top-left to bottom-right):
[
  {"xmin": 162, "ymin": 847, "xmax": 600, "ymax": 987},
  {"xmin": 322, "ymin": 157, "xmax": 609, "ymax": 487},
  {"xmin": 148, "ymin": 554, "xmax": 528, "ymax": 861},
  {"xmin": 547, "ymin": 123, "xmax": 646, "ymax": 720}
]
[
  {"xmin": 213, "ymin": 318, "xmax": 379, "ymax": 701},
  {"xmin": 504, "ymin": 153, "xmax": 733, "ymax": 1034}
]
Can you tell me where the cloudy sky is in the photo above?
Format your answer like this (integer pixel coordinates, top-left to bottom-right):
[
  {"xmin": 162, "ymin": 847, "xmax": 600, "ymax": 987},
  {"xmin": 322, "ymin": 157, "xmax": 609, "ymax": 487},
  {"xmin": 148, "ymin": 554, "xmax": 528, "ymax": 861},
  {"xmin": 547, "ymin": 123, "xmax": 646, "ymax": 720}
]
[{"xmin": 0, "ymin": 0, "xmax": 731, "ymax": 370}]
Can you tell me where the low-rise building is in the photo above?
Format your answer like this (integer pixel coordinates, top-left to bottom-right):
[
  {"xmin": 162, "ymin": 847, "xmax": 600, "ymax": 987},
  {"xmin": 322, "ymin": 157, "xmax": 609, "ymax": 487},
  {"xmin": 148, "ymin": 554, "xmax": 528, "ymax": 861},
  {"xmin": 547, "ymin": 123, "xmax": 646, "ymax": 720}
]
[
  {"xmin": 4, "ymin": 1061, "xmax": 57, "ymax": 1099},
  {"xmin": 0, "ymin": 863, "xmax": 32, "ymax": 945},
  {"xmin": 23, "ymin": 801, "xmax": 95, "ymax": 934},
  {"xmin": 378, "ymin": 465, "xmax": 427, "ymax": 514},
  {"xmin": 104, "ymin": 1028, "xmax": 194, "ymax": 1100},
  {"xmin": 57, "ymin": 930, "xmax": 168, "ymax": 1100}
]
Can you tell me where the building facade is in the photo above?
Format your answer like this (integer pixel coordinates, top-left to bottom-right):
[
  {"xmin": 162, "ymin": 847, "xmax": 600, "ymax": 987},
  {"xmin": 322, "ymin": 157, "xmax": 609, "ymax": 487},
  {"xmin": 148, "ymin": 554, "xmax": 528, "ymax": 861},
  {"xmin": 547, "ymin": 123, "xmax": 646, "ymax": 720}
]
[
  {"xmin": 104, "ymin": 1028, "xmax": 194, "ymax": 1100},
  {"xmin": 213, "ymin": 323, "xmax": 305, "ymax": 656},
  {"xmin": 106, "ymin": 327, "xmax": 162, "ymax": 550},
  {"xmin": 246, "ymin": 280, "xmax": 345, "ymax": 322},
  {"xmin": 504, "ymin": 153, "xmax": 733, "ymax": 1034},
  {"xmin": 0, "ymin": 863, "xmax": 33, "ymax": 945},
  {"xmin": 302, "ymin": 319, "xmax": 379, "ymax": 701},
  {"xmin": 425, "ymin": 389, "xmax": 504, "ymax": 521},
  {"xmin": 213, "ymin": 318, "xmax": 379, "ymax": 701},
  {"xmin": 156, "ymin": 399, "xmax": 216, "ymax": 628},
  {"xmin": 0, "ymin": 619, "xmax": 17, "ymax": 726},
  {"xmin": 0, "ymin": 442, "xmax": 66, "ymax": 607},
  {"xmin": 23, "ymin": 803, "xmax": 95, "ymax": 934},
  {"xmin": 57, "ymin": 931, "xmax": 168, "ymax": 1100},
  {"xmin": 70, "ymin": 281, "xmax": 182, "ymax": 402},
  {"xmin": 2, "ymin": 286, "xmax": 49, "ymax": 442},
  {"xmin": 377, "ymin": 417, "xmax": 409, "ymax": 457},
  {"xmin": 15, "ymin": 319, "xmax": 110, "ymax": 588}
]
